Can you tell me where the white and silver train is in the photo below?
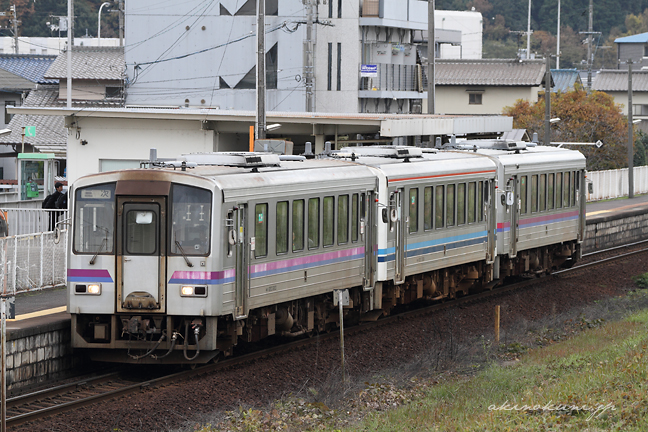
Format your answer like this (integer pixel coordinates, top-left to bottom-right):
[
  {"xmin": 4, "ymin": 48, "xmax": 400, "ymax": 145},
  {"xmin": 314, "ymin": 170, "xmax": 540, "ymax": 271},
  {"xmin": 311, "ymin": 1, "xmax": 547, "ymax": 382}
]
[{"xmin": 67, "ymin": 141, "xmax": 586, "ymax": 363}]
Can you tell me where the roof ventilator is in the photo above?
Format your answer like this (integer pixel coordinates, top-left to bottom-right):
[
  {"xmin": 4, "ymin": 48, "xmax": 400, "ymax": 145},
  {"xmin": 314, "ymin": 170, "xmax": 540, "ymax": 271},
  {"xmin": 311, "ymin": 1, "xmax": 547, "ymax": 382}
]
[
  {"xmin": 332, "ymin": 145, "xmax": 424, "ymax": 162},
  {"xmin": 182, "ymin": 152, "xmax": 281, "ymax": 172}
]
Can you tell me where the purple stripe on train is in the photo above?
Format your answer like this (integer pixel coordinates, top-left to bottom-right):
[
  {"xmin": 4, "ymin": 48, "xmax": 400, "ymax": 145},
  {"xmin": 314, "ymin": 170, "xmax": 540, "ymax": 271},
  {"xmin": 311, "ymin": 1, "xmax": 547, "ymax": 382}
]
[
  {"xmin": 67, "ymin": 269, "xmax": 113, "ymax": 283},
  {"xmin": 496, "ymin": 210, "xmax": 579, "ymax": 233},
  {"xmin": 250, "ymin": 247, "xmax": 365, "ymax": 278},
  {"xmin": 169, "ymin": 269, "xmax": 236, "ymax": 285}
]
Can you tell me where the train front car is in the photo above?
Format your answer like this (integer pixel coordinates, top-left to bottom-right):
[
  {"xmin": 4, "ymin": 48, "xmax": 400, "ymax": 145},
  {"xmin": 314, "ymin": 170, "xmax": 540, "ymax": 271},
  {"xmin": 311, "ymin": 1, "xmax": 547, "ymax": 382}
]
[{"xmin": 68, "ymin": 169, "xmax": 220, "ymax": 363}]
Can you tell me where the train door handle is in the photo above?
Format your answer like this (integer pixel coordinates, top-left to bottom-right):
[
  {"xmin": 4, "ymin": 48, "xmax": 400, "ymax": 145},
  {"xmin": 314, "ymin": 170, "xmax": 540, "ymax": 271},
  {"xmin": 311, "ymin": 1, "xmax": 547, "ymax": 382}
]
[{"xmin": 124, "ymin": 257, "xmax": 131, "ymax": 262}]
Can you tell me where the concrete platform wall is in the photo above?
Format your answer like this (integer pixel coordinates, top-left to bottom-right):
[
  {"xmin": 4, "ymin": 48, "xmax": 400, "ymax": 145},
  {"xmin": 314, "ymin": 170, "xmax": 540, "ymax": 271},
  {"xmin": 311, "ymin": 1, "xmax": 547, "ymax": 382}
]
[{"xmin": 584, "ymin": 208, "xmax": 648, "ymax": 253}]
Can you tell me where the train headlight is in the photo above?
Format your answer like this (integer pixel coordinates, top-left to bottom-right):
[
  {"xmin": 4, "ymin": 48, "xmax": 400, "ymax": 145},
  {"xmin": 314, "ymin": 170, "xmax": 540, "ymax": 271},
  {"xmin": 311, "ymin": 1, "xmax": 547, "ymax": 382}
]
[
  {"xmin": 180, "ymin": 285, "xmax": 207, "ymax": 297},
  {"xmin": 75, "ymin": 283, "xmax": 101, "ymax": 295}
]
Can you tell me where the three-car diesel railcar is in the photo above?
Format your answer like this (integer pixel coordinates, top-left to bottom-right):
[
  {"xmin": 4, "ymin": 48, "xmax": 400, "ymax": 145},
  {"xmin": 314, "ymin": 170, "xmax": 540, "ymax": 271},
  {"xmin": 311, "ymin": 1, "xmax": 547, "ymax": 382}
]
[{"xmin": 67, "ymin": 143, "xmax": 586, "ymax": 364}]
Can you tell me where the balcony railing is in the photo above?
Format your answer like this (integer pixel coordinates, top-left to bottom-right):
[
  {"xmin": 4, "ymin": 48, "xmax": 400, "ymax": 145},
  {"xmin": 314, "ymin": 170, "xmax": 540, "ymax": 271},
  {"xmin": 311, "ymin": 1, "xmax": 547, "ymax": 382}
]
[{"xmin": 359, "ymin": 64, "xmax": 426, "ymax": 93}]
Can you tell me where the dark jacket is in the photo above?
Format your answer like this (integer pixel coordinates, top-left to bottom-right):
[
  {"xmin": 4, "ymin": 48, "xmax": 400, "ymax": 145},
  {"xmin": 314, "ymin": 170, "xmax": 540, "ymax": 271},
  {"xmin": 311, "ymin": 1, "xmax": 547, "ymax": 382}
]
[{"xmin": 42, "ymin": 191, "xmax": 62, "ymax": 209}]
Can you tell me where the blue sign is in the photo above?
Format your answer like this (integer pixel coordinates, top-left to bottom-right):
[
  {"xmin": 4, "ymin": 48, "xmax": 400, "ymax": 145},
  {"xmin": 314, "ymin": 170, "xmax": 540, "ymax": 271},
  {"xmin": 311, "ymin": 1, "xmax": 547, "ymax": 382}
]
[{"xmin": 360, "ymin": 64, "xmax": 378, "ymax": 78}]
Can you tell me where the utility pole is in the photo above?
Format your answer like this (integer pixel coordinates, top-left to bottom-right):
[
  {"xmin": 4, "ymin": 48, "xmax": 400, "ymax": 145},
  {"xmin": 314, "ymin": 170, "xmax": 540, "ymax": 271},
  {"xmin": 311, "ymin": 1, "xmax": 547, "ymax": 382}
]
[
  {"xmin": 587, "ymin": 0, "xmax": 592, "ymax": 89},
  {"xmin": 544, "ymin": 55, "xmax": 551, "ymax": 145},
  {"xmin": 526, "ymin": 0, "xmax": 532, "ymax": 59},
  {"xmin": 427, "ymin": 0, "xmax": 435, "ymax": 114},
  {"xmin": 305, "ymin": 0, "xmax": 314, "ymax": 112},
  {"xmin": 256, "ymin": 0, "xmax": 266, "ymax": 140},
  {"xmin": 118, "ymin": 0, "xmax": 124, "ymax": 47},
  {"xmin": 628, "ymin": 60, "xmax": 634, "ymax": 199},
  {"xmin": 67, "ymin": 0, "xmax": 72, "ymax": 109},
  {"xmin": 10, "ymin": 5, "xmax": 18, "ymax": 54},
  {"xmin": 556, "ymin": 0, "xmax": 561, "ymax": 69}
]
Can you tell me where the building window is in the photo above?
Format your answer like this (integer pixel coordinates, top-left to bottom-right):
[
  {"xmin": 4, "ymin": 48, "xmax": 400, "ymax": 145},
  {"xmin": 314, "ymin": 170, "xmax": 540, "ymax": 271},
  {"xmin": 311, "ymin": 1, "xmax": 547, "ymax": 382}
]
[
  {"xmin": 644, "ymin": 45, "xmax": 648, "ymax": 57},
  {"xmin": 327, "ymin": 43, "xmax": 333, "ymax": 91},
  {"xmin": 337, "ymin": 43, "xmax": 342, "ymax": 91},
  {"xmin": 106, "ymin": 87, "xmax": 121, "ymax": 98},
  {"xmin": 4, "ymin": 101, "xmax": 16, "ymax": 124},
  {"xmin": 469, "ymin": 93, "xmax": 482, "ymax": 105},
  {"xmin": 338, "ymin": 0, "xmax": 342, "ymax": 18}
]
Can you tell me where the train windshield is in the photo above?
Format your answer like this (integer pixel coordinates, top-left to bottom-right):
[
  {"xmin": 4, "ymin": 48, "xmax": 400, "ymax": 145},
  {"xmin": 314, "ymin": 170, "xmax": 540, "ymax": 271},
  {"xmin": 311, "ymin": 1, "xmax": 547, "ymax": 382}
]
[
  {"xmin": 170, "ymin": 184, "xmax": 212, "ymax": 256},
  {"xmin": 73, "ymin": 183, "xmax": 116, "ymax": 254}
]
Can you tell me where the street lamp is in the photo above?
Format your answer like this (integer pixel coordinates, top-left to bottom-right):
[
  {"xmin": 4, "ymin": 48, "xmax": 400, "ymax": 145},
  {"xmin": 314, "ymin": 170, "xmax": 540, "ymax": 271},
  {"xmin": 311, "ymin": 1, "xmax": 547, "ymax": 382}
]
[{"xmin": 98, "ymin": 2, "xmax": 111, "ymax": 46}]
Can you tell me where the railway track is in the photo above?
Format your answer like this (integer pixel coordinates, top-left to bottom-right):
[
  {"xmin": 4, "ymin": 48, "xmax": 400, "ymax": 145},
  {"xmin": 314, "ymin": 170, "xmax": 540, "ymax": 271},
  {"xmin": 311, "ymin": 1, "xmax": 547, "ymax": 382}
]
[{"xmin": 11, "ymin": 243, "xmax": 648, "ymax": 428}]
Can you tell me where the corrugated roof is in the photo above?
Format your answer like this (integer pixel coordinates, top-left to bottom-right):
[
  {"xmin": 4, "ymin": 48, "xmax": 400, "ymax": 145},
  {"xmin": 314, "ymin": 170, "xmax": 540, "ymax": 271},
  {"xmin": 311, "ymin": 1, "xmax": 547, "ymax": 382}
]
[
  {"xmin": 615, "ymin": 32, "xmax": 648, "ymax": 44},
  {"xmin": 551, "ymin": 69, "xmax": 581, "ymax": 92},
  {"xmin": 44, "ymin": 46, "xmax": 124, "ymax": 80},
  {"xmin": 0, "ymin": 54, "xmax": 57, "ymax": 84},
  {"xmin": 435, "ymin": 59, "xmax": 546, "ymax": 86},
  {"xmin": 592, "ymin": 70, "xmax": 648, "ymax": 92}
]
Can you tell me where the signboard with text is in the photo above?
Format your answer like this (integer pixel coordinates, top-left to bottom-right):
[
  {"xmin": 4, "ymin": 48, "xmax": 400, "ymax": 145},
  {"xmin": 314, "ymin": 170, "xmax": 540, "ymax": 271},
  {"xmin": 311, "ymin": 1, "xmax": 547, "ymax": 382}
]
[{"xmin": 360, "ymin": 64, "xmax": 378, "ymax": 78}]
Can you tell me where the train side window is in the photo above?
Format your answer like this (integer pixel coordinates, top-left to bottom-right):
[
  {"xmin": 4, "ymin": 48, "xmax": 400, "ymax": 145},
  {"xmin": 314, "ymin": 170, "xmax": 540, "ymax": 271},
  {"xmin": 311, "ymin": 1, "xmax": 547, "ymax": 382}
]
[
  {"xmin": 547, "ymin": 173, "xmax": 555, "ymax": 210},
  {"xmin": 539, "ymin": 174, "xmax": 546, "ymax": 212},
  {"xmin": 73, "ymin": 183, "xmax": 116, "ymax": 254},
  {"xmin": 556, "ymin": 172, "xmax": 563, "ymax": 208},
  {"xmin": 323, "ymin": 196, "xmax": 334, "ymax": 247},
  {"xmin": 457, "ymin": 183, "xmax": 466, "ymax": 225},
  {"xmin": 520, "ymin": 176, "xmax": 527, "ymax": 215},
  {"xmin": 563, "ymin": 172, "xmax": 570, "ymax": 207},
  {"xmin": 531, "ymin": 175, "xmax": 538, "ymax": 213},
  {"xmin": 338, "ymin": 195, "xmax": 349, "ymax": 244},
  {"xmin": 276, "ymin": 201, "xmax": 288, "ymax": 255},
  {"xmin": 409, "ymin": 188, "xmax": 418, "ymax": 233},
  {"xmin": 351, "ymin": 194, "xmax": 359, "ymax": 242},
  {"xmin": 435, "ymin": 185, "xmax": 444, "ymax": 228},
  {"xmin": 478, "ymin": 181, "xmax": 484, "ymax": 222},
  {"xmin": 467, "ymin": 182, "xmax": 476, "ymax": 223},
  {"xmin": 446, "ymin": 184, "xmax": 455, "ymax": 227},
  {"xmin": 292, "ymin": 199, "xmax": 304, "ymax": 252},
  {"xmin": 424, "ymin": 186, "xmax": 433, "ymax": 230},
  {"xmin": 254, "ymin": 203, "xmax": 268, "ymax": 258},
  {"xmin": 308, "ymin": 198, "xmax": 320, "ymax": 249}
]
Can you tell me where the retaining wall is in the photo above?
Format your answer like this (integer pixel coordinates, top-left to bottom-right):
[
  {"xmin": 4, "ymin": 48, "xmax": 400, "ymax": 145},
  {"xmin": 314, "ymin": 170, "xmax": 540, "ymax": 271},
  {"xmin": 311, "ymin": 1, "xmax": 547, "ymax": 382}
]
[{"xmin": 584, "ymin": 208, "xmax": 648, "ymax": 253}]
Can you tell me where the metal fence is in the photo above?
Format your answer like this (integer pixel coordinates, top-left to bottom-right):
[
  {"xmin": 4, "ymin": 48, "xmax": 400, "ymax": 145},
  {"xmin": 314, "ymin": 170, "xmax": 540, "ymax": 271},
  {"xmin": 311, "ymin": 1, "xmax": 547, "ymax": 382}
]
[
  {"xmin": 587, "ymin": 166, "xmax": 648, "ymax": 201},
  {"xmin": 359, "ymin": 64, "xmax": 422, "ymax": 92},
  {"xmin": 0, "ymin": 230, "xmax": 67, "ymax": 294},
  {"xmin": 1, "ymin": 209, "xmax": 68, "ymax": 237}
]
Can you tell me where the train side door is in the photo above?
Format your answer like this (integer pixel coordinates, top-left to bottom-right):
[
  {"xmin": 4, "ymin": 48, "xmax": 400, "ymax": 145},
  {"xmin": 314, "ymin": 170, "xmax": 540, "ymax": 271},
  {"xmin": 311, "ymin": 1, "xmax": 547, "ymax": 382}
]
[
  {"xmin": 234, "ymin": 204, "xmax": 248, "ymax": 319},
  {"xmin": 363, "ymin": 191, "xmax": 374, "ymax": 288},
  {"xmin": 508, "ymin": 176, "xmax": 519, "ymax": 258},
  {"xmin": 393, "ymin": 189, "xmax": 405, "ymax": 284},
  {"xmin": 117, "ymin": 198, "xmax": 166, "ymax": 313}
]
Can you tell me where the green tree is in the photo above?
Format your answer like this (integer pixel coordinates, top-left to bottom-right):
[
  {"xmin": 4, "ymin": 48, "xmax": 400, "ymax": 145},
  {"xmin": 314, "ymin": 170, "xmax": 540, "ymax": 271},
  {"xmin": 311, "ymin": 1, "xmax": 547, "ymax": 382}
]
[{"xmin": 503, "ymin": 89, "xmax": 632, "ymax": 171}]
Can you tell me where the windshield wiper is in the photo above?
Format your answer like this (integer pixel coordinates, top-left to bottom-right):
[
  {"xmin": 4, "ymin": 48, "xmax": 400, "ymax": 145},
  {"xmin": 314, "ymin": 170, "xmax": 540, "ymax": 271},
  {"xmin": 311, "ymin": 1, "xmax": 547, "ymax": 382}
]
[
  {"xmin": 175, "ymin": 240, "xmax": 194, "ymax": 267},
  {"xmin": 89, "ymin": 237, "xmax": 107, "ymax": 265}
]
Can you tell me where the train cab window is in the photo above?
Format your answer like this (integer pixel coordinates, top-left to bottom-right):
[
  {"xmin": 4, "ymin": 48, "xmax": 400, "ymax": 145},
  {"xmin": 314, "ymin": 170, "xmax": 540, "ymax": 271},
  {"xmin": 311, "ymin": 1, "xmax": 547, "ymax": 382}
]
[
  {"xmin": 563, "ymin": 172, "xmax": 570, "ymax": 207},
  {"xmin": 478, "ymin": 181, "xmax": 484, "ymax": 222},
  {"xmin": 556, "ymin": 173, "xmax": 563, "ymax": 208},
  {"xmin": 446, "ymin": 184, "xmax": 455, "ymax": 227},
  {"xmin": 520, "ymin": 176, "xmax": 527, "ymax": 215},
  {"xmin": 170, "ymin": 185, "xmax": 212, "ymax": 256},
  {"xmin": 254, "ymin": 204, "xmax": 268, "ymax": 258},
  {"xmin": 338, "ymin": 195, "xmax": 349, "ymax": 244},
  {"xmin": 292, "ymin": 200, "xmax": 305, "ymax": 252},
  {"xmin": 276, "ymin": 201, "xmax": 289, "ymax": 255},
  {"xmin": 73, "ymin": 183, "xmax": 116, "ymax": 254},
  {"xmin": 308, "ymin": 198, "xmax": 319, "ymax": 249},
  {"xmin": 457, "ymin": 183, "xmax": 466, "ymax": 225},
  {"xmin": 435, "ymin": 185, "xmax": 444, "ymax": 228},
  {"xmin": 467, "ymin": 183, "xmax": 476, "ymax": 224},
  {"xmin": 323, "ymin": 196, "xmax": 334, "ymax": 247},
  {"xmin": 424, "ymin": 186, "xmax": 433, "ymax": 230},
  {"xmin": 539, "ymin": 174, "xmax": 546, "ymax": 212},
  {"xmin": 351, "ymin": 194, "xmax": 359, "ymax": 242},
  {"xmin": 531, "ymin": 175, "xmax": 538, "ymax": 213},
  {"xmin": 409, "ymin": 188, "xmax": 418, "ymax": 233},
  {"xmin": 548, "ymin": 174, "xmax": 555, "ymax": 210}
]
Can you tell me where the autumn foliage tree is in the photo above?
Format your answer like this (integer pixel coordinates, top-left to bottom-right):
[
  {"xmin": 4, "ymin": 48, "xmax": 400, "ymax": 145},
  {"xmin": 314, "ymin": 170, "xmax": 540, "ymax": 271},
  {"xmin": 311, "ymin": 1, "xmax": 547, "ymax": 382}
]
[{"xmin": 503, "ymin": 89, "xmax": 632, "ymax": 171}]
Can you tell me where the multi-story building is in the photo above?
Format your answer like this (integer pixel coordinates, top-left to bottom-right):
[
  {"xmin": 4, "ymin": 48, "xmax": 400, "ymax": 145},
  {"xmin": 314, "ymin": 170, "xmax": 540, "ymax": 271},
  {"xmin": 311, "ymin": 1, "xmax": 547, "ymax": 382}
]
[{"xmin": 124, "ymin": 0, "xmax": 482, "ymax": 114}]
